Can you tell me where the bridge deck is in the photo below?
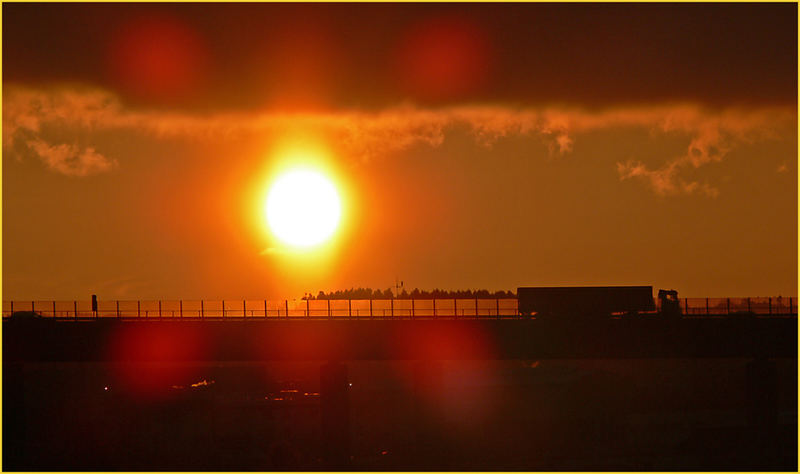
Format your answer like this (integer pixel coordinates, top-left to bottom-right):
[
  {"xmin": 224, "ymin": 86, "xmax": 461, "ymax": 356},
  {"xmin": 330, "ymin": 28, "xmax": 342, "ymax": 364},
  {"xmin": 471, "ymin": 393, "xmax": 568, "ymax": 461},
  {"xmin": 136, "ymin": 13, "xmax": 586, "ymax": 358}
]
[{"xmin": 4, "ymin": 317, "xmax": 796, "ymax": 362}]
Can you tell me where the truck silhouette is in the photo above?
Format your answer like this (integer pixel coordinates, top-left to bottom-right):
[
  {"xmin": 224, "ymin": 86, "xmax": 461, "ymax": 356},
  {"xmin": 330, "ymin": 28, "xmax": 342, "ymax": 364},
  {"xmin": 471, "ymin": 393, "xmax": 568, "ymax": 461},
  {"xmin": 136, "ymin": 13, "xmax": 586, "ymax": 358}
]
[{"xmin": 517, "ymin": 286, "xmax": 681, "ymax": 319}]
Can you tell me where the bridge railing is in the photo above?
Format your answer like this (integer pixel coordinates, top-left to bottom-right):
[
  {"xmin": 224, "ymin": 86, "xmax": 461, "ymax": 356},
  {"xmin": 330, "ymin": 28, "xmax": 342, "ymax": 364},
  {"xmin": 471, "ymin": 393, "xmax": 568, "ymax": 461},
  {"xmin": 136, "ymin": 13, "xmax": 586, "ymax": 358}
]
[
  {"xmin": 1, "ymin": 298, "xmax": 521, "ymax": 319},
  {"xmin": 677, "ymin": 297, "xmax": 795, "ymax": 316},
  {"xmin": 2, "ymin": 296, "xmax": 795, "ymax": 319}
]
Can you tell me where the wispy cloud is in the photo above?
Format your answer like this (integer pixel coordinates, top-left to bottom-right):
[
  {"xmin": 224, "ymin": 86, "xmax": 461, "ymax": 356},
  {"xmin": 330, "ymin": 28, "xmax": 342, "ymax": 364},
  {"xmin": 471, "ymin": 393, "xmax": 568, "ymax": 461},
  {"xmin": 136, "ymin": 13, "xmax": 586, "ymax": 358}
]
[
  {"xmin": 3, "ymin": 84, "xmax": 794, "ymax": 195},
  {"xmin": 91, "ymin": 274, "xmax": 153, "ymax": 298},
  {"xmin": 616, "ymin": 160, "xmax": 721, "ymax": 198},
  {"xmin": 260, "ymin": 247, "xmax": 284, "ymax": 256},
  {"xmin": 27, "ymin": 139, "xmax": 116, "ymax": 176}
]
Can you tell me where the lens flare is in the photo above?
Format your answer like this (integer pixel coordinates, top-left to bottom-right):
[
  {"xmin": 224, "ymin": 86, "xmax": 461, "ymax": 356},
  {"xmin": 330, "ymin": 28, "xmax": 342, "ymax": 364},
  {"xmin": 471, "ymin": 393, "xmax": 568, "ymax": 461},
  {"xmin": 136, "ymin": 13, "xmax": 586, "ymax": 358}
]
[{"xmin": 265, "ymin": 168, "xmax": 342, "ymax": 247}]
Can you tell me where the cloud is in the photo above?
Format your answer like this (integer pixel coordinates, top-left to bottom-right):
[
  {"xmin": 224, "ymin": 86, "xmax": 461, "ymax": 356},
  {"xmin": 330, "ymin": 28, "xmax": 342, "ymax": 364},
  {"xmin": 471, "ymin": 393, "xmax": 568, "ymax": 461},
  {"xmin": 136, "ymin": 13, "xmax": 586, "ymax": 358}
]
[
  {"xmin": 260, "ymin": 247, "xmax": 283, "ymax": 256},
  {"xmin": 91, "ymin": 274, "xmax": 152, "ymax": 298},
  {"xmin": 616, "ymin": 160, "xmax": 720, "ymax": 198},
  {"xmin": 28, "ymin": 139, "xmax": 116, "ymax": 176},
  {"xmin": 3, "ymin": 84, "xmax": 795, "ymax": 195}
]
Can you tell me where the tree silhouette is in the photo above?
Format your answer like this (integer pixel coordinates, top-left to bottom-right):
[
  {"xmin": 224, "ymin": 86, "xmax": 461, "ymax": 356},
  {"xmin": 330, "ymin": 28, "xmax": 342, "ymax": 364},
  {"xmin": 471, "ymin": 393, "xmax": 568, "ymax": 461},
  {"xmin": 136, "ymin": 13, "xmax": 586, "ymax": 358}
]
[{"xmin": 303, "ymin": 287, "xmax": 517, "ymax": 300}]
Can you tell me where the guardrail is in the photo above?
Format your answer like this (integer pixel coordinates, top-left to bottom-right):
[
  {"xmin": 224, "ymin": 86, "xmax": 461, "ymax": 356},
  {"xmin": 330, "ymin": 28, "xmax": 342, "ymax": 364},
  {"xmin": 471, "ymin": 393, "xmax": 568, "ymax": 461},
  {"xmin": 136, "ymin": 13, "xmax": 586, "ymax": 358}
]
[
  {"xmin": 1, "ymin": 298, "xmax": 521, "ymax": 319},
  {"xmin": 680, "ymin": 297, "xmax": 794, "ymax": 316},
  {"xmin": 2, "ymin": 296, "xmax": 795, "ymax": 320}
]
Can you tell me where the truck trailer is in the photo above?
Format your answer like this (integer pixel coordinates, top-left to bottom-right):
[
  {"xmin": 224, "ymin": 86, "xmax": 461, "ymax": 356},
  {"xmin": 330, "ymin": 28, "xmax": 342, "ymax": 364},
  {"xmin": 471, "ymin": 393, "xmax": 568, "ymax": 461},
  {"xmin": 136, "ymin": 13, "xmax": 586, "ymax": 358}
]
[{"xmin": 517, "ymin": 286, "xmax": 679, "ymax": 319}]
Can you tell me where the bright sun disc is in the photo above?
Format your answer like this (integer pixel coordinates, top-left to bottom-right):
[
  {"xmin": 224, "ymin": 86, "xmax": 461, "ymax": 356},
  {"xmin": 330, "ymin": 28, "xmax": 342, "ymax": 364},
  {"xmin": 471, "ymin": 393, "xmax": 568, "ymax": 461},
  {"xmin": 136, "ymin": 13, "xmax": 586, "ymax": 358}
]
[{"xmin": 265, "ymin": 169, "xmax": 341, "ymax": 247}]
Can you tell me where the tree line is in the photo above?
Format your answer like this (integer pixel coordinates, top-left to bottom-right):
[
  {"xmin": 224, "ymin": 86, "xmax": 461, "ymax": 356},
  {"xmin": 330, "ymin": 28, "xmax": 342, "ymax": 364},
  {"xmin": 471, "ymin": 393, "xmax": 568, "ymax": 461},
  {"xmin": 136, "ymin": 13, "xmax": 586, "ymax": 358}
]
[{"xmin": 301, "ymin": 287, "xmax": 517, "ymax": 300}]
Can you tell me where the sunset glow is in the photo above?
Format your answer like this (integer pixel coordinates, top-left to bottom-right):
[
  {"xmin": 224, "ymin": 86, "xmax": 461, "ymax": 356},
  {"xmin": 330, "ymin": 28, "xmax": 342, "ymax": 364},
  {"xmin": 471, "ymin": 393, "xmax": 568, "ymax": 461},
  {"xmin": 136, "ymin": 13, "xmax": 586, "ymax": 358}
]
[
  {"xmin": 2, "ymin": 4, "xmax": 797, "ymax": 471},
  {"xmin": 265, "ymin": 168, "xmax": 342, "ymax": 247},
  {"xmin": 3, "ymin": 3, "xmax": 796, "ymax": 299}
]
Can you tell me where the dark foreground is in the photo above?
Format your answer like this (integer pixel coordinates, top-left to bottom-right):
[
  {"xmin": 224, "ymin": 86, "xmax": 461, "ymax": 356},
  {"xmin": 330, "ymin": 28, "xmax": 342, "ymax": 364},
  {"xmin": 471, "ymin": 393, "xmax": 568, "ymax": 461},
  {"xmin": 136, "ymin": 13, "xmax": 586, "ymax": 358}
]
[
  {"xmin": 3, "ymin": 359, "xmax": 797, "ymax": 471},
  {"xmin": 3, "ymin": 318, "xmax": 797, "ymax": 470}
]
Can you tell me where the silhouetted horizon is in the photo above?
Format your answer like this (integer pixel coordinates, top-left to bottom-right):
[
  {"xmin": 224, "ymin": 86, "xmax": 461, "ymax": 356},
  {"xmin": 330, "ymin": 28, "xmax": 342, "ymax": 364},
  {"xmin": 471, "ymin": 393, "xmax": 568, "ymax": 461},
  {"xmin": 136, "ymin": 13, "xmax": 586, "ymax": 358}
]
[{"xmin": 302, "ymin": 287, "xmax": 517, "ymax": 300}]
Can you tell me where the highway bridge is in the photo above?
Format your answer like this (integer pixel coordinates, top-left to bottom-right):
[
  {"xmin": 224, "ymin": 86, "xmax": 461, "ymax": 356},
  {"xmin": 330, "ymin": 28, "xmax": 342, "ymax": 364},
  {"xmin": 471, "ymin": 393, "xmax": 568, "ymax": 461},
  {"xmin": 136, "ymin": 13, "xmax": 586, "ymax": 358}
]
[
  {"xmin": 2, "ymin": 295, "xmax": 795, "ymax": 319},
  {"xmin": 3, "ymin": 313, "xmax": 796, "ymax": 362},
  {"xmin": 4, "ymin": 297, "xmax": 796, "ymax": 471}
]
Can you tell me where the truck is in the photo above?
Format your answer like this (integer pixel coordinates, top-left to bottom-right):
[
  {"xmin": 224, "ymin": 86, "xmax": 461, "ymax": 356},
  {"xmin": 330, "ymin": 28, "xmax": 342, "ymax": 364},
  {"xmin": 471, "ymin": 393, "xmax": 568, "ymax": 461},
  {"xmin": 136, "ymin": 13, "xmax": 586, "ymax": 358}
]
[{"xmin": 517, "ymin": 286, "xmax": 681, "ymax": 319}]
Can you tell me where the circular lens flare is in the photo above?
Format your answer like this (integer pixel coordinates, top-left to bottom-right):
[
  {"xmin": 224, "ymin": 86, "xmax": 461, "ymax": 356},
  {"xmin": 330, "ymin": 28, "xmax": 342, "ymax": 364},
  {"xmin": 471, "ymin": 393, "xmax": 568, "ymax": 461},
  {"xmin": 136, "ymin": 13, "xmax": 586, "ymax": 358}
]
[{"xmin": 265, "ymin": 169, "xmax": 341, "ymax": 247}]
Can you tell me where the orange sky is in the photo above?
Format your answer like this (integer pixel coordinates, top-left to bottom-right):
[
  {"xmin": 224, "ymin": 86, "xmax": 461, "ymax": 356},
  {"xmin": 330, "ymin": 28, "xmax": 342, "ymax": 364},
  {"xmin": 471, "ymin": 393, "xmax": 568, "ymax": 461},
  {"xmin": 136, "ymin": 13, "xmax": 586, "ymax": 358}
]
[{"xmin": 3, "ymin": 3, "xmax": 797, "ymax": 300}]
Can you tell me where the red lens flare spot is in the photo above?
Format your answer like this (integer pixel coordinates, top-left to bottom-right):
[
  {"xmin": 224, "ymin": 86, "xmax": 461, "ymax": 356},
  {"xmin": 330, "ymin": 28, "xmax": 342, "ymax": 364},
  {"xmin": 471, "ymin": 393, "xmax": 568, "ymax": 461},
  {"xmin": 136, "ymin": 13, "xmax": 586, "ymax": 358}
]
[
  {"xmin": 391, "ymin": 322, "xmax": 495, "ymax": 361},
  {"xmin": 396, "ymin": 16, "xmax": 491, "ymax": 101},
  {"xmin": 106, "ymin": 324, "xmax": 209, "ymax": 399},
  {"xmin": 107, "ymin": 14, "xmax": 209, "ymax": 102},
  {"xmin": 389, "ymin": 322, "xmax": 496, "ymax": 410}
]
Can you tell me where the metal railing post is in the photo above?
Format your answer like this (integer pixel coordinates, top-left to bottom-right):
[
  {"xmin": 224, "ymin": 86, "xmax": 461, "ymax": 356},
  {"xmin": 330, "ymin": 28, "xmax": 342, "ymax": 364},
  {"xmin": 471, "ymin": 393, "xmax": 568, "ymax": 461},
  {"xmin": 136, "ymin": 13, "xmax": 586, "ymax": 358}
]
[
  {"xmin": 285, "ymin": 300, "xmax": 289, "ymax": 318},
  {"xmin": 180, "ymin": 300, "xmax": 183, "ymax": 319},
  {"xmin": 159, "ymin": 300, "xmax": 162, "ymax": 319},
  {"xmin": 790, "ymin": 297, "xmax": 793, "ymax": 314},
  {"xmin": 10, "ymin": 301, "xmax": 13, "ymax": 314},
  {"xmin": 53, "ymin": 301, "xmax": 56, "ymax": 318},
  {"xmin": 348, "ymin": 299, "xmax": 352, "ymax": 318},
  {"xmin": 684, "ymin": 298, "xmax": 688, "ymax": 315},
  {"xmin": 454, "ymin": 298, "xmax": 458, "ymax": 319},
  {"xmin": 264, "ymin": 299, "xmax": 268, "ymax": 318},
  {"xmin": 433, "ymin": 298, "xmax": 436, "ymax": 318},
  {"xmin": 327, "ymin": 299, "xmax": 331, "ymax": 318},
  {"xmin": 705, "ymin": 298, "xmax": 709, "ymax": 315},
  {"xmin": 412, "ymin": 299, "xmax": 415, "ymax": 319},
  {"xmin": 727, "ymin": 298, "xmax": 730, "ymax": 315},
  {"xmin": 201, "ymin": 300, "xmax": 204, "ymax": 319},
  {"xmin": 496, "ymin": 299, "xmax": 500, "ymax": 318},
  {"xmin": 74, "ymin": 301, "xmax": 77, "ymax": 320},
  {"xmin": 769, "ymin": 297, "xmax": 771, "ymax": 315},
  {"xmin": 306, "ymin": 299, "xmax": 310, "ymax": 317},
  {"xmin": 391, "ymin": 298, "xmax": 394, "ymax": 317},
  {"xmin": 747, "ymin": 297, "xmax": 751, "ymax": 313},
  {"xmin": 243, "ymin": 299, "xmax": 246, "ymax": 318},
  {"xmin": 116, "ymin": 300, "xmax": 120, "ymax": 318},
  {"xmin": 137, "ymin": 300, "xmax": 141, "ymax": 318},
  {"xmin": 222, "ymin": 300, "xmax": 225, "ymax": 319},
  {"xmin": 369, "ymin": 299, "xmax": 373, "ymax": 318}
]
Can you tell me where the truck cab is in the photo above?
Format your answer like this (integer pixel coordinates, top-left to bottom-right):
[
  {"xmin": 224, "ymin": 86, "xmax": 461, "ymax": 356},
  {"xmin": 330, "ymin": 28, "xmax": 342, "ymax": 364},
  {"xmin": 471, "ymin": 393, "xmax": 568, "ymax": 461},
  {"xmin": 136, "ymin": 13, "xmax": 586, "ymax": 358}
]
[{"xmin": 657, "ymin": 289, "xmax": 681, "ymax": 318}]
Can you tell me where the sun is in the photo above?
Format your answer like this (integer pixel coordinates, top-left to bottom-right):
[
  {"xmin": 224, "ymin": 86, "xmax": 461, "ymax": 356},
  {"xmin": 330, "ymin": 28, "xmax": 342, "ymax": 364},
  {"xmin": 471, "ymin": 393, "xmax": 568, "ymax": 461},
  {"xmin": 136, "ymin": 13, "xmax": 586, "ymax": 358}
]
[{"xmin": 264, "ymin": 168, "xmax": 342, "ymax": 247}]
